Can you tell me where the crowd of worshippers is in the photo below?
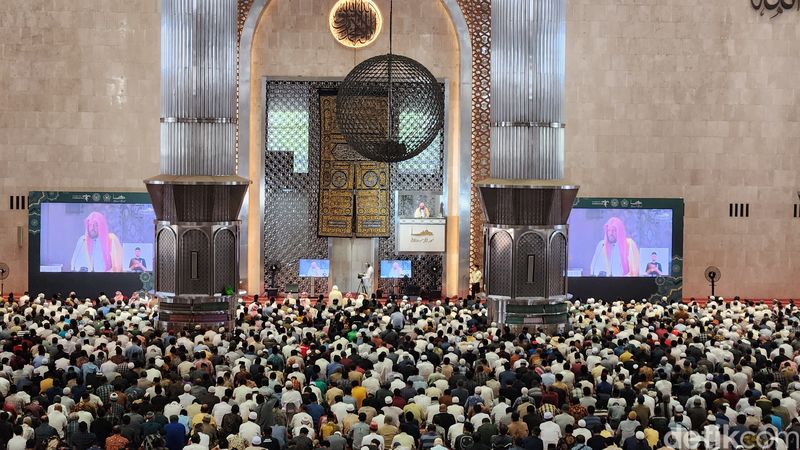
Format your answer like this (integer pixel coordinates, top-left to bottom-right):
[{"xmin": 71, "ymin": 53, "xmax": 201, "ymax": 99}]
[{"xmin": 0, "ymin": 290, "xmax": 799, "ymax": 450}]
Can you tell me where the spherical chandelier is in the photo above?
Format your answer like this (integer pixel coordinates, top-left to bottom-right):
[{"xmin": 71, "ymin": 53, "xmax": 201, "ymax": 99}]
[{"xmin": 336, "ymin": 0, "xmax": 443, "ymax": 163}]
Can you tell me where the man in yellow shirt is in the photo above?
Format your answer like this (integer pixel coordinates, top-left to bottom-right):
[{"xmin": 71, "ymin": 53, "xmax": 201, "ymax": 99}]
[
  {"xmin": 469, "ymin": 265, "xmax": 482, "ymax": 296},
  {"xmin": 190, "ymin": 408, "xmax": 217, "ymax": 430},
  {"xmin": 320, "ymin": 420, "xmax": 340, "ymax": 440},
  {"xmin": 643, "ymin": 425, "xmax": 659, "ymax": 448},
  {"xmin": 40, "ymin": 376, "xmax": 54, "ymax": 395},
  {"xmin": 619, "ymin": 347, "xmax": 634, "ymax": 363},
  {"xmin": 402, "ymin": 399, "xmax": 424, "ymax": 424},
  {"xmin": 352, "ymin": 380, "xmax": 367, "ymax": 408}
]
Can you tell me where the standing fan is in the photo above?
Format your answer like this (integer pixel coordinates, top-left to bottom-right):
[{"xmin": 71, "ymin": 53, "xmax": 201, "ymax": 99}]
[
  {"xmin": 704, "ymin": 266, "xmax": 721, "ymax": 298},
  {"xmin": 0, "ymin": 262, "xmax": 8, "ymax": 298}
]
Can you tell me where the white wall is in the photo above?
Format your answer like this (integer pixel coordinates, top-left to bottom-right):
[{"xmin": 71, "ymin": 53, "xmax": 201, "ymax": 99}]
[
  {"xmin": 565, "ymin": 0, "xmax": 800, "ymax": 298},
  {"xmin": 0, "ymin": 0, "xmax": 160, "ymax": 294}
]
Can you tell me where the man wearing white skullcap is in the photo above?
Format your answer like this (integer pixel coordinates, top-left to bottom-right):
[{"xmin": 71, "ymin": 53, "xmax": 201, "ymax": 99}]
[
  {"xmin": 539, "ymin": 411, "xmax": 561, "ymax": 450},
  {"xmin": 239, "ymin": 411, "xmax": 262, "ymax": 443}
]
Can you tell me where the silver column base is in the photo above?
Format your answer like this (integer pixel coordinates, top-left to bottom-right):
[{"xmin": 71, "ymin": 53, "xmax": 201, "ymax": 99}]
[
  {"xmin": 155, "ymin": 293, "xmax": 238, "ymax": 331},
  {"xmin": 487, "ymin": 294, "xmax": 572, "ymax": 333}
]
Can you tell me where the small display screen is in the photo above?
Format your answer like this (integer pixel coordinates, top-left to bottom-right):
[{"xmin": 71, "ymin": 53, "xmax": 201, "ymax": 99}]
[
  {"xmin": 298, "ymin": 259, "xmax": 330, "ymax": 277},
  {"xmin": 380, "ymin": 260, "xmax": 412, "ymax": 278}
]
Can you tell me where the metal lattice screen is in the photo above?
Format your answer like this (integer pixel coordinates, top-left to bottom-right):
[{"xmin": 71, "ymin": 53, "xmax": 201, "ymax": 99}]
[
  {"xmin": 488, "ymin": 230, "xmax": 512, "ymax": 297},
  {"xmin": 264, "ymin": 80, "xmax": 445, "ymax": 295},
  {"xmin": 157, "ymin": 228, "xmax": 177, "ymax": 293},
  {"xmin": 214, "ymin": 228, "xmax": 236, "ymax": 292},
  {"xmin": 548, "ymin": 232, "xmax": 566, "ymax": 297},
  {"xmin": 267, "ymin": 83, "xmax": 310, "ymax": 173},
  {"xmin": 377, "ymin": 85, "xmax": 445, "ymax": 294},
  {"xmin": 181, "ymin": 230, "xmax": 210, "ymax": 294},
  {"xmin": 264, "ymin": 81, "xmax": 335, "ymax": 294},
  {"xmin": 516, "ymin": 232, "xmax": 545, "ymax": 298}
]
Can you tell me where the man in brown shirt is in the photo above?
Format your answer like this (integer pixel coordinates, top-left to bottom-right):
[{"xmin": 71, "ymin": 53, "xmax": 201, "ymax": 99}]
[
  {"xmin": 631, "ymin": 397, "xmax": 651, "ymax": 427},
  {"xmin": 378, "ymin": 416, "xmax": 399, "ymax": 446},
  {"xmin": 508, "ymin": 412, "xmax": 529, "ymax": 442}
]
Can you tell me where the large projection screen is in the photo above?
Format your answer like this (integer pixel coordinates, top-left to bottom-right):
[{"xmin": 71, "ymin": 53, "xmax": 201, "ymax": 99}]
[
  {"xmin": 567, "ymin": 198, "xmax": 684, "ymax": 302},
  {"xmin": 29, "ymin": 191, "xmax": 155, "ymax": 297}
]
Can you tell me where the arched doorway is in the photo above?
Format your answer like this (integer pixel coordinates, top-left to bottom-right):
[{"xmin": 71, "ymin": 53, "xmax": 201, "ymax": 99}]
[{"xmin": 237, "ymin": 0, "xmax": 473, "ymax": 297}]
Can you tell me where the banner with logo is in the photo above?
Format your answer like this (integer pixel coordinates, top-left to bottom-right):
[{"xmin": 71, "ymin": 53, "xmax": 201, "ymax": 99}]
[{"xmin": 397, "ymin": 218, "xmax": 446, "ymax": 252}]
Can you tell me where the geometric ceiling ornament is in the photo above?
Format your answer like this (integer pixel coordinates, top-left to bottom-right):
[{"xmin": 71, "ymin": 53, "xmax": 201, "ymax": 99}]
[
  {"xmin": 336, "ymin": 0, "xmax": 443, "ymax": 163},
  {"xmin": 329, "ymin": 0, "xmax": 382, "ymax": 48}
]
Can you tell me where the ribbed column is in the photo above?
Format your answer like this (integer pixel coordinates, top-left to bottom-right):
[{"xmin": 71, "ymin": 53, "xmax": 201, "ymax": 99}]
[
  {"xmin": 148, "ymin": 0, "xmax": 248, "ymax": 331},
  {"xmin": 160, "ymin": 0, "xmax": 237, "ymax": 176},
  {"xmin": 489, "ymin": 0, "xmax": 566, "ymax": 180},
  {"xmin": 482, "ymin": 0, "xmax": 573, "ymax": 329}
]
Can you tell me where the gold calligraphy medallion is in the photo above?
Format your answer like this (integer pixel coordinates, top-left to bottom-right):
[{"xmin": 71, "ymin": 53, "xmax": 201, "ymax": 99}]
[{"xmin": 329, "ymin": 0, "xmax": 382, "ymax": 48}]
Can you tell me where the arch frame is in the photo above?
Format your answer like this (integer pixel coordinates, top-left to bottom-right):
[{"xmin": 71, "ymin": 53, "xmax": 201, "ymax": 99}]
[{"xmin": 237, "ymin": 0, "xmax": 474, "ymax": 296}]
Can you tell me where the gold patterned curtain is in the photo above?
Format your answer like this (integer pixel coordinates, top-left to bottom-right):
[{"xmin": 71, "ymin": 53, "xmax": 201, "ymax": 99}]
[{"xmin": 318, "ymin": 93, "xmax": 390, "ymax": 237}]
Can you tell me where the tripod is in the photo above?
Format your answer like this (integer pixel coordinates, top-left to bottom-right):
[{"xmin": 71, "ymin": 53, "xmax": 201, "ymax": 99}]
[
  {"xmin": 0, "ymin": 264, "xmax": 7, "ymax": 299},
  {"xmin": 357, "ymin": 276, "xmax": 368, "ymax": 296}
]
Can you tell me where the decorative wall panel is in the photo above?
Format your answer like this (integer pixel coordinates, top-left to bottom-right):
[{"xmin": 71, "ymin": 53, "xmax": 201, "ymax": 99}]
[
  {"xmin": 319, "ymin": 161, "xmax": 356, "ymax": 236},
  {"xmin": 516, "ymin": 232, "xmax": 546, "ymax": 298},
  {"xmin": 548, "ymin": 232, "xmax": 566, "ymax": 297},
  {"xmin": 454, "ymin": 0, "xmax": 492, "ymax": 272},
  {"xmin": 180, "ymin": 229, "xmax": 210, "ymax": 295},
  {"xmin": 214, "ymin": 229, "xmax": 237, "ymax": 291},
  {"xmin": 237, "ymin": 0, "xmax": 255, "ymax": 40},
  {"xmin": 354, "ymin": 161, "xmax": 391, "ymax": 236},
  {"xmin": 264, "ymin": 81, "xmax": 335, "ymax": 294},
  {"xmin": 264, "ymin": 80, "xmax": 445, "ymax": 295},
  {"xmin": 488, "ymin": 230, "xmax": 512, "ymax": 296},
  {"xmin": 157, "ymin": 228, "xmax": 177, "ymax": 293},
  {"xmin": 318, "ymin": 93, "xmax": 390, "ymax": 237}
]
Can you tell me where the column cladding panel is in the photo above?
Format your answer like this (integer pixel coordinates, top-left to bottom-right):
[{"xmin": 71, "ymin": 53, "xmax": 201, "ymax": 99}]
[
  {"xmin": 160, "ymin": 0, "xmax": 238, "ymax": 176},
  {"xmin": 487, "ymin": 230, "xmax": 513, "ymax": 297},
  {"xmin": 156, "ymin": 227, "xmax": 177, "ymax": 293},
  {"xmin": 489, "ymin": 0, "xmax": 565, "ymax": 180},
  {"xmin": 180, "ymin": 229, "xmax": 211, "ymax": 294},
  {"xmin": 548, "ymin": 231, "xmax": 566, "ymax": 297},
  {"xmin": 516, "ymin": 232, "xmax": 546, "ymax": 298},
  {"xmin": 214, "ymin": 228, "xmax": 237, "ymax": 291}
]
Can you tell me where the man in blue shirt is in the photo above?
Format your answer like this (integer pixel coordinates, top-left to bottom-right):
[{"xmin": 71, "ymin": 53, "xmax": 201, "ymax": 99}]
[{"xmin": 164, "ymin": 415, "xmax": 186, "ymax": 450}]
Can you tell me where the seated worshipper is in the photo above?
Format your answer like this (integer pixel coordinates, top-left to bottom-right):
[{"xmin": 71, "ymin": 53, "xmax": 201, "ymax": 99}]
[
  {"xmin": 0, "ymin": 283, "xmax": 797, "ymax": 450},
  {"xmin": 329, "ymin": 285, "xmax": 344, "ymax": 307}
]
